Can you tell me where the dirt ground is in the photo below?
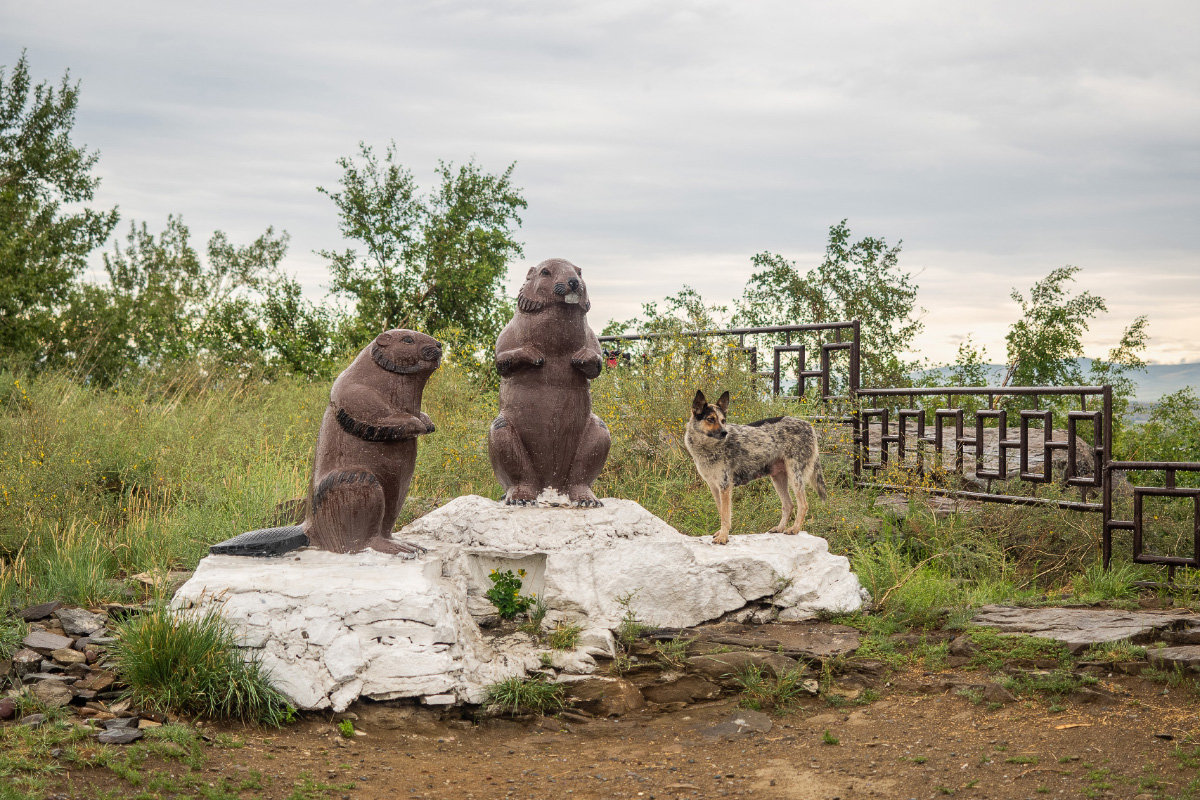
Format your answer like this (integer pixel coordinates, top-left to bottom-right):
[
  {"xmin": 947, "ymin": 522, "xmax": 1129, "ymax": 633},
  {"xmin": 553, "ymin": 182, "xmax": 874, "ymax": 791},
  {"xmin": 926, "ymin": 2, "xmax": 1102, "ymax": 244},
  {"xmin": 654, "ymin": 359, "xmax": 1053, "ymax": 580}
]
[{"xmin": 44, "ymin": 667, "xmax": 1200, "ymax": 800}]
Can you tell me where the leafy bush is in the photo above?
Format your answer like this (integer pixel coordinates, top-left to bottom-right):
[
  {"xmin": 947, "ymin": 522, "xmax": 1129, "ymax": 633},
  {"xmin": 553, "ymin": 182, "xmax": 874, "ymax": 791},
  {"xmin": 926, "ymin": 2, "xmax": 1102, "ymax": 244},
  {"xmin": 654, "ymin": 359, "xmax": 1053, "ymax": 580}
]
[
  {"xmin": 111, "ymin": 605, "xmax": 294, "ymax": 725},
  {"xmin": 485, "ymin": 569, "xmax": 536, "ymax": 620}
]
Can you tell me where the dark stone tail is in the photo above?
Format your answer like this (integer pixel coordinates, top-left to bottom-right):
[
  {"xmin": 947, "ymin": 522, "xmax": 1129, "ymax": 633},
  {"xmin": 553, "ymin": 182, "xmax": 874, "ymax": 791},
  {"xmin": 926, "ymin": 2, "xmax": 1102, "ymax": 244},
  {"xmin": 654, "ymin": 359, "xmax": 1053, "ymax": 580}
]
[
  {"xmin": 209, "ymin": 525, "xmax": 309, "ymax": 557},
  {"xmin": 813, "ymin": 461, "xmax": 828, "ymax": 501}
]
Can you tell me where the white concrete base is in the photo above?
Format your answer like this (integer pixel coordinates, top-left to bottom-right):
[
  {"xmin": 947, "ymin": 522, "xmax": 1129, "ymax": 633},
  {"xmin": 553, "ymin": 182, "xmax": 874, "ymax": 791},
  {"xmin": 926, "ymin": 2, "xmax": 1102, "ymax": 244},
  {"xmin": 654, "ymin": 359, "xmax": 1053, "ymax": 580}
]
[{"xmin": 174, "ymin": 496, "xmax": 868, "ymax": 711}]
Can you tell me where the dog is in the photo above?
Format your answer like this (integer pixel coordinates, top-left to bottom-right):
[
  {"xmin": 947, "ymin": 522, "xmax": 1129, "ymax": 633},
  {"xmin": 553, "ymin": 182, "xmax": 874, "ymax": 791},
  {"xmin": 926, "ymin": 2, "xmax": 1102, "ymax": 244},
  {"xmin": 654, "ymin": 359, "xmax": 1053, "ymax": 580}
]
[{"xmin": 684, "ymin": 390, "xmax": 827, "ymax": 544}]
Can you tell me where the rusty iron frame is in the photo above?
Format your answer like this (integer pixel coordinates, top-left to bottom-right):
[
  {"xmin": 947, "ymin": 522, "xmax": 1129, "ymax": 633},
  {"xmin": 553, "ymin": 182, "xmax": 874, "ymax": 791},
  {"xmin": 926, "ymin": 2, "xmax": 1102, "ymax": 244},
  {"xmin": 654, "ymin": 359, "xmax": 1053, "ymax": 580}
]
[
  {"xmin": 1104, "ymin": 461, "xmax": 1200, "ymax": 582},
  {"xmin": 853, "ymin": 385, "xmax": 1112, "ymax": 515},
  {"xmin": 598, "ymin": 321, "xmax": 861, "ymax": 405},
  {"xmin": 598, "ymin": 319, "xmax": 1200, "ymax": 581}
]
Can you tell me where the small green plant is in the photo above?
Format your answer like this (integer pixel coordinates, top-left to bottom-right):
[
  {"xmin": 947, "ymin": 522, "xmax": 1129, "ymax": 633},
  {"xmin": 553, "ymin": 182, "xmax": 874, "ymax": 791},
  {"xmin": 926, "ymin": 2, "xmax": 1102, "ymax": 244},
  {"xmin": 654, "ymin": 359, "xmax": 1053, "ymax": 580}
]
[
  {"xmin": 539, "ymin": 652, "xmax": 554, "ymax": 668},
  {"xmin": 0, "ymin": 614, "xmax": 28, "ymax": 660},
  {"xmin": 651, "ymin": 636, "xmax": 689, "ymax": 668},
  {"xmin": 336, "ymin": 719, "xmax": 354, "ymax": 738},
  {"xmin": 485, "ymin": 569, "xmax": 536, "ymax": 620},
  {"xmin": 519, "ymin": 597, "xmax": 549, "ymax": 636},
  {"xmin": 1002, "ymin": 669, "xmax": 1096, "ymax": 698},
  {"xmin": 821, "ymin": 729, "xmax": 839, "ymax": 745},
  {"xmin": 1074, "ymin": 561, "xmax": 1143, "ymax": 603},
  {"xmin": 735, "ymin": 664, "xmax": 812, "ymax": 712},
  {"xmin": 1080, "ymin": 639, "xmax": 1146, "ymax": 662},
  {"xmin": 614, "ymin": 592, "xmax": 648, "ymax": 648},
  {"xmin": 110, "ymin": 604, "xmax": 295, "ymax": 725},
  {"xmin": 547, "ymin": 622, "xmax": 583, "ymax": 650},
  {"xmin": 483, "ymin": 675, "xmax": 565, "ymax": 715},
  {"xmin": 1006, "ymin": 755, "xmax": 1038, "ymax": 765}
]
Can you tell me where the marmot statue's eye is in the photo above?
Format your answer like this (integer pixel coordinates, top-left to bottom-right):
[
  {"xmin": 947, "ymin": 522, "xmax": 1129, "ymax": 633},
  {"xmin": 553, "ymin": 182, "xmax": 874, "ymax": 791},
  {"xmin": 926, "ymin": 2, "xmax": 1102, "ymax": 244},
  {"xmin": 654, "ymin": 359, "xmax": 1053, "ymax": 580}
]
[
  {"xmin": 541, "ymin": 268, "xmax": 551, "ymax": 276},
  {"xmin": 402, "ymin": 336, "xmax": 414, "ymax": 343}
]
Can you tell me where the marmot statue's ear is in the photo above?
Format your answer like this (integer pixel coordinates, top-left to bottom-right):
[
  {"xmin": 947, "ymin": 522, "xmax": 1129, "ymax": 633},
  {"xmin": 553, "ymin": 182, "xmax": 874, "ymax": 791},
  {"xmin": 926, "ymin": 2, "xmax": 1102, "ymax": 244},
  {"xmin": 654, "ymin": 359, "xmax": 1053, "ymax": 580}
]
[
  {"xmin": 375, "ymin": 331, "xmax": 394, "ymax": 347},
  {"xmin": 526, "ymin": 267, "xmax": 537, "ymax": 279},
  {"xmin": 692, "ymin": 390, "xmax": 707, "ymax": 414}
]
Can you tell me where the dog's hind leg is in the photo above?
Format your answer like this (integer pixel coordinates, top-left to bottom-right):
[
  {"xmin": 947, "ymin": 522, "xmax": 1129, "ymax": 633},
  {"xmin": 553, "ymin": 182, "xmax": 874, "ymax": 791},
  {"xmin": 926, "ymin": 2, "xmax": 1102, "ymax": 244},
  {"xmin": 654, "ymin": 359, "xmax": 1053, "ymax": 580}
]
[
  {"xmin": 768, "ymin": 468, "xmax": 793, "ymax": 533},
  {"xmin": 786, "ymin": 464, "xmax": 809, "ymax": 534}
]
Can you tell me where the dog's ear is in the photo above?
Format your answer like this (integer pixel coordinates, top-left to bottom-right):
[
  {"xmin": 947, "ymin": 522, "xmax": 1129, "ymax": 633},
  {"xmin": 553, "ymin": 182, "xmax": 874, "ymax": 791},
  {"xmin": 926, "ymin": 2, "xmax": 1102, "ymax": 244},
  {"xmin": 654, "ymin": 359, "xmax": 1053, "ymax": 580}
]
[
  {"xmin": 716, "ymin": 391, "xmax": 730, "ymax": 414},
  {"xmin": 692, "ymin": 390, "xmax": 707, "ymax": 415}
]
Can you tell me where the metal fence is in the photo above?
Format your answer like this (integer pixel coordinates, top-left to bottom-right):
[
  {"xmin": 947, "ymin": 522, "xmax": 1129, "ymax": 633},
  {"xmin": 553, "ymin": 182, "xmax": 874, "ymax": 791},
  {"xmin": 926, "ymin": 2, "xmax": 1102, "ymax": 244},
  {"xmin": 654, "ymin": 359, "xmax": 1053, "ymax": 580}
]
[{"xmin": 599, "ymin": 318, "xmax": 1200, "ymax": 582}]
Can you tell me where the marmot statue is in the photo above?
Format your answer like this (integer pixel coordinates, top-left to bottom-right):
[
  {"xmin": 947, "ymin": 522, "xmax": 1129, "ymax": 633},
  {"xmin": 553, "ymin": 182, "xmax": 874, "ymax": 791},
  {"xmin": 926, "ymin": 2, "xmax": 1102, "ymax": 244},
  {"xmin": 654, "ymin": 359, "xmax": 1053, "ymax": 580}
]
[
  {"xmin": 208, "ymin": 329, "xmax": 441, "ymax": 557},
  {"xmin": 488, "ymin": 258, "xmax": 611, "ymax": 506},
  {"xmin": 304, "ymin": 329, "xmax": 442, "ymax": 553}
]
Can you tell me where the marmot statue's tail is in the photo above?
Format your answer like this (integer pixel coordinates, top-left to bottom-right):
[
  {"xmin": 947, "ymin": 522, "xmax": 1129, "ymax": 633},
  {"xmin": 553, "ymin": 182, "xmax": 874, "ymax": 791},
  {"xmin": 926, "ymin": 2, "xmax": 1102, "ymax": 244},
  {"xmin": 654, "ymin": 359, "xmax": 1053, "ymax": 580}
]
[{"xmin": 209, "ymin": 525, "xmax": 309, "ymax": 557}]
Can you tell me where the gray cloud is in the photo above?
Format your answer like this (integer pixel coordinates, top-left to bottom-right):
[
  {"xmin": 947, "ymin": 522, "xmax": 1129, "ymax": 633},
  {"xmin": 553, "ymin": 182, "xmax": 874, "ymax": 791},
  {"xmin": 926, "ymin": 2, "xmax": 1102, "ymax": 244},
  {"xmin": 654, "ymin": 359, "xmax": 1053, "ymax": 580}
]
[{"xmin": 4, "ymin": 0, "xmax": 1197, "ymax": 363}]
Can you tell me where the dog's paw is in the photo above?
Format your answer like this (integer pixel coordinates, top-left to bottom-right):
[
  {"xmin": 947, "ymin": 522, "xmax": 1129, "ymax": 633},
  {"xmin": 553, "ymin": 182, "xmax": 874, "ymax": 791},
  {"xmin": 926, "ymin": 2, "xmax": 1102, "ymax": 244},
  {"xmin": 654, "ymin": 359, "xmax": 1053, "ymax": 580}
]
[{"xmin": 712, "ymin": 531, "xmax": 729, "ymax": 545}]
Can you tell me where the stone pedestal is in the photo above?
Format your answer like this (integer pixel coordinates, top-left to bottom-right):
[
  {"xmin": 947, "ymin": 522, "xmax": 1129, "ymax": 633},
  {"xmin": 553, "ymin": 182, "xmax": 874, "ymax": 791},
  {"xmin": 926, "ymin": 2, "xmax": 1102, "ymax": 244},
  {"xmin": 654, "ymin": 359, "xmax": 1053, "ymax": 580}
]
[{"xmin": 174, "ymin": 496, "xmax": 868, "ymax": 711}]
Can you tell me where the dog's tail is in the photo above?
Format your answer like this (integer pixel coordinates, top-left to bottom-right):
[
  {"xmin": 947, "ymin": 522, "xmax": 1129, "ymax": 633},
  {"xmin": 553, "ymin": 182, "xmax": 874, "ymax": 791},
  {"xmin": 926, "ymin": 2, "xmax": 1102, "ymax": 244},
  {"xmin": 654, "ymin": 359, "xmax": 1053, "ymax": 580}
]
[{"xmin": 812, "ymin": 460, "xmax": 828, "ymax": 501}]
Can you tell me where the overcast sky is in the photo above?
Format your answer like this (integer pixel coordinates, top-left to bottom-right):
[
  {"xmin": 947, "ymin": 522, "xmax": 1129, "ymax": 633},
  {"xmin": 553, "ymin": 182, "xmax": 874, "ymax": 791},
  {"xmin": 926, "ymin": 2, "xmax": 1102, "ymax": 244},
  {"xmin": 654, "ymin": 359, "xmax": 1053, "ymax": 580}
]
[{"xmin": 4, "ymin": 1, "xmax": 1198, "ymax": 364}]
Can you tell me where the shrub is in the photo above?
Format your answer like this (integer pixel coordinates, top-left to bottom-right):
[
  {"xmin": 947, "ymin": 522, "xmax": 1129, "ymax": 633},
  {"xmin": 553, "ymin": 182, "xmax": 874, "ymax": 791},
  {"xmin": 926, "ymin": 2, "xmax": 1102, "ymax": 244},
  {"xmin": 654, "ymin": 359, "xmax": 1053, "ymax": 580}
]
[
  {"xmin": 111, "ymin": 605, "xmax": 294, "ymax": 725},
  {"xmin": 485, "ymin": 569, "xmax": 536, "ymax": 620},
  {"xmin": 734, "ymin": 663, "xmax": 812, "ymax": 712}
]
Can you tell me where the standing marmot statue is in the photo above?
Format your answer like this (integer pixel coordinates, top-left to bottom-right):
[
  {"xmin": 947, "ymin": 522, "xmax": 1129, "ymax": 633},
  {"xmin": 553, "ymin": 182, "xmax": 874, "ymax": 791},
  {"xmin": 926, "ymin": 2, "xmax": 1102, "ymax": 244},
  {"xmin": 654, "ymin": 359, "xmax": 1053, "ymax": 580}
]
[
  {"xmin": 305, "ymin": 329, "xmax": 442, "ymax": 553},
  {"xmin": 208, "ymin": 328, "xmax": 441, "ymax": 557},
  {"xmin": 489, "ymin": 258, "xmax": 611, "ymax": 506}
]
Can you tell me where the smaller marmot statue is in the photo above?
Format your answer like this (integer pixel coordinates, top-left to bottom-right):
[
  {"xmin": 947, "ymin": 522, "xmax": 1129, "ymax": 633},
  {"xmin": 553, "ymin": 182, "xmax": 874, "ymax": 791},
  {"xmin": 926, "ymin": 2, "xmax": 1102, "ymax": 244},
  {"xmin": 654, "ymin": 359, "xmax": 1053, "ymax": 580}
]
[
  {"xmin": 305, "ymin": 329, "xmax": 442, "ymax": 554},
  {"xmin": 208, "ymin": 329, "xmax": 441, "ymax": 557},
  {"xmin": 488, "ymin": 258, "xmax": 611, "ymax": 506}
]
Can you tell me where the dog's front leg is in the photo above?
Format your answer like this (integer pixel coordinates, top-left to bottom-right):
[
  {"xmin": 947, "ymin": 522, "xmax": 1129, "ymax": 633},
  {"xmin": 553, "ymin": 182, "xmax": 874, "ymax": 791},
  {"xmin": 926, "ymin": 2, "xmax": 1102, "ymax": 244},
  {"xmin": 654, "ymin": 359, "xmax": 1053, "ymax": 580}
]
[{"xmin": 713, "ymin": 485, "xmax": 732, "ymax": 545}]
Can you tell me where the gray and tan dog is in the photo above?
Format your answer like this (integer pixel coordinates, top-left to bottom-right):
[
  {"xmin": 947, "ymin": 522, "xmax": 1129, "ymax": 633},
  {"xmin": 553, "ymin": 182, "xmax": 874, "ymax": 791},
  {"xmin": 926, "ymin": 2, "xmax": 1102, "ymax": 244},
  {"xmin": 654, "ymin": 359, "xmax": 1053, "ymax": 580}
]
[{"xmin": 684, "ymin": 390, "xmax": 827, "ymax": 544}]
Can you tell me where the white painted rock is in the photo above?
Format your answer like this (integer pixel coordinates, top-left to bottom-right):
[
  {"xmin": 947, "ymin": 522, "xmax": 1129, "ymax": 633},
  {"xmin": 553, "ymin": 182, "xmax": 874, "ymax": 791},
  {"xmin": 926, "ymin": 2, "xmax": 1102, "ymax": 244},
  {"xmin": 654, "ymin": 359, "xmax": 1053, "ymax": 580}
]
[{"xmin": 174, "ymin": 496, "xmax": 867, "ymax": 711}]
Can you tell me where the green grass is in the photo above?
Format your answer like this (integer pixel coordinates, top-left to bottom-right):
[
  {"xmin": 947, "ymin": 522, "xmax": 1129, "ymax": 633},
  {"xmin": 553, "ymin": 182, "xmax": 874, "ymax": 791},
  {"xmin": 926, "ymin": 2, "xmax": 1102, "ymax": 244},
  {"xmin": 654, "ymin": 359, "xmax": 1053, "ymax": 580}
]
[
  {"xmin": 110, "ymin": 604, "xmax": 295, "ymax": 725},
  {"xmin": 733, "ymin": 663, "xmax": 812, "ymax": 712},
  {"xmin": 1, "ymin": 349, "xmax": 1191, "ymax": 617},
  {"xmin": 483, "ymin": 675, "xmax": 566, "ymax": 715},
  {"xmin": 548, "ymin": 621, "xmax": 583, "ymax": 650}
]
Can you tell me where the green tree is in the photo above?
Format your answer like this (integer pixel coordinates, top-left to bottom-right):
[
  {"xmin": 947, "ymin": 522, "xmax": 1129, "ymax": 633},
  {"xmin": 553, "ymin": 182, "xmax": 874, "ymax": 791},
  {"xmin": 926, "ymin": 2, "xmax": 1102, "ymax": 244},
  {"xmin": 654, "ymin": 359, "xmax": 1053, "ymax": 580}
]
[
  {"xmin": 734, "ymin": 220, "xmax": 924, "ymax": 387},
  {"xmin": 1002, "ymin": 266, "xmax": 1107, "ymax": 387},
  {"xmin": 318, "ymin": 143, "xmax": 526, "ymax": 346},
  {"xmin": 51, "ymin": 215, "xmax": 334, "ymax": 381},
  {"xmin": 0, "ymin": 52, "xmax": 118, "ymax": 356},
  {"xmin": 947, "ymin": 335, "xmax": 992, "ymax": 387}
]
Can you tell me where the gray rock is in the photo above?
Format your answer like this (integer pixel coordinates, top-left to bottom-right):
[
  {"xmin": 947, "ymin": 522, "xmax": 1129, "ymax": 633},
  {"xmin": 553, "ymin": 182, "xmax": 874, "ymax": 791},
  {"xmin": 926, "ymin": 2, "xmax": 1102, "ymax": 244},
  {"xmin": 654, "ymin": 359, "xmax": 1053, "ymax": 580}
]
[
  {"xmin": 16, "ymin": 601, "xmax": 60, "ymax": 621},
  {"xmin": 972, "ymin": 606, "xmax": 1200, "ymax": 654},
  {"xmin": 0, "ymin": 697, "xmax": 15, "ymax": 720},
  {"xmin": 22, "ymin": 630, "xmax": 75, "ymax": 652},
  {"xmin": 54, "ymin": 607, "xmax": 107, "ymax": 637},
  {"xmin": 560, "ymin": 676, "xmax": 645, "ymax": 717},
  {"xmin": 33, "ymin": 680, "xmax": 73, "ymax": 708},
  {"xmin": 50, "ymin": 648, "xmax": 87, "ymax": 666},
  {"xmin": 20, "ymin": 713, "xmax": 47, "ymax": 728},
  {"xmin": 702, "ymin": 709, "xmax": 774, "ymax": 739},
  {"xmin": 97, "ymin": 728, "xmax": 143, "ymax": 744},
  {"xmin": 981, "ymin": 682, "xmax": 1017, "ymax": 703},
  {"xmin": 687, "ymin": 651, "xmax": 800, "ymax": 685},
  {"xmin": 1147, "ymin": 646, "xmax": 1200, "ymax": 670},
  {"xmin": 12, "ymin": 648, "xmax": 41, "ymax": 677},
  {"xmin": 102, "ymin": 717, "xmax": 141, "ymax": 730},
  {"xmin": 640, "ymin": 674, "xmax": 722, "ymax": 705}
]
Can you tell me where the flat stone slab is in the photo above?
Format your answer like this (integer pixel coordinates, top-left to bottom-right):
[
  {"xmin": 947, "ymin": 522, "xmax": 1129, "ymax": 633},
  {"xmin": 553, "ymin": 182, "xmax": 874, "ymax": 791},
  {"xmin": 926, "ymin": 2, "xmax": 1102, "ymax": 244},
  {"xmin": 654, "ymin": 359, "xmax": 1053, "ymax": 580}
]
[
  {"xmin": 972, "ymin": 605, "xmax": 1200, "ymax": 653},
  {"xmin": 1148, "ymin": 646, "xmax": 1200, "ymax": 670},
  {"xmin": 22, "ymin": 631, "xmax": 75, "ymax": 652},
  {"xmin": 175, "ymin": 496, "xmax": 867, "ymax": 711},
  {"xmin": 679, "ymin": 620, "xmax": 861, "ymax": 660}
]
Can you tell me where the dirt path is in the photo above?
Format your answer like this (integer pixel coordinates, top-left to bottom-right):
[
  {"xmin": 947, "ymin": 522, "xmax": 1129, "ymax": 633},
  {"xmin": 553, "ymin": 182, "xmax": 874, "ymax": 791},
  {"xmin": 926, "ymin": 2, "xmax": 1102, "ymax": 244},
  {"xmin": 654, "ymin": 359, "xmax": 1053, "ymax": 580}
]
[{"xmin": 46, "ymin": 669, "xmax": 1200, "ymax": 800}]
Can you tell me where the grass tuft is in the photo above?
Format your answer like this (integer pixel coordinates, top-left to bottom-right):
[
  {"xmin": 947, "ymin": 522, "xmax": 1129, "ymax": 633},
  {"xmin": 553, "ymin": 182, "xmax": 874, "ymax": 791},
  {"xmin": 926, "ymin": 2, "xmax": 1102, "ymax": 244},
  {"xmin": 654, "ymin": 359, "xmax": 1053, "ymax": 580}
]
[
  {"xmin": 110, "ymin": 604, "xmax": 295, "ymax": 725},
  {"xmin": 483, "ymin": 675, "xmax": 565, "ymax": 715}
]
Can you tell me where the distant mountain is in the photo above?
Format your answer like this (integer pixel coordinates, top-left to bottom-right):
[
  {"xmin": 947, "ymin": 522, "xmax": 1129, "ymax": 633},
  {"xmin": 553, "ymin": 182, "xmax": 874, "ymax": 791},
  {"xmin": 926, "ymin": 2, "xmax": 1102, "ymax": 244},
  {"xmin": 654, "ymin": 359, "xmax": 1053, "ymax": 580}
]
[{"xmin": 918, "ymin": 359, "xmax": 1200, "ymax": 403}]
